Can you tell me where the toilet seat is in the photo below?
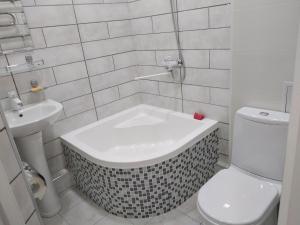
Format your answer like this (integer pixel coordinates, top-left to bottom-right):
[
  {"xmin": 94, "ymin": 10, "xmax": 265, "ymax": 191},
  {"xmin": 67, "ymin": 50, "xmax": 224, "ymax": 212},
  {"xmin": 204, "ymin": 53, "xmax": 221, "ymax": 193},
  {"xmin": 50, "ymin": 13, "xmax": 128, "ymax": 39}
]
[{"xmin": 197, "ymin": 166, "xmax": 280, "ymax": 225}]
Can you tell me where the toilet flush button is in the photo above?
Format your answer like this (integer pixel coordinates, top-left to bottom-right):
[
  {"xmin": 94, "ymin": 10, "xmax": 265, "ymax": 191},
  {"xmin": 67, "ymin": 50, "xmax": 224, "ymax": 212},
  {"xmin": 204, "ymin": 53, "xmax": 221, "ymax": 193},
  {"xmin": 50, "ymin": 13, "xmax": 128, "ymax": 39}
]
[{"xmin": 259, "ymin": 112, "xmax": 270, "ymax": 116}]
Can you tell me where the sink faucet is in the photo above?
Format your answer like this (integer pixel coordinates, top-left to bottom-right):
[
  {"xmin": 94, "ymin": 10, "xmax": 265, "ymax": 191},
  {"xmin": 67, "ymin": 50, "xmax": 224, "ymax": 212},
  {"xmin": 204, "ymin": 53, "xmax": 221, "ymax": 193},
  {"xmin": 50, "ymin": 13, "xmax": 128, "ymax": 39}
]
[{"xmin": 8, "ymin": 91, "xmax": 23, "ymax": 117}]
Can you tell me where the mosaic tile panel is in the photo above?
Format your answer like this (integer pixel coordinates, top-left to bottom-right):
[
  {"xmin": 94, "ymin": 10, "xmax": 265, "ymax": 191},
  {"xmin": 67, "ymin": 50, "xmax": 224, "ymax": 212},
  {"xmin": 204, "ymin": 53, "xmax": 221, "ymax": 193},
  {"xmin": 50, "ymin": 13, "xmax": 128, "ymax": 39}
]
[{"xmin": 63, "ymin": 129, "xmax": 219, "ymax": 218}]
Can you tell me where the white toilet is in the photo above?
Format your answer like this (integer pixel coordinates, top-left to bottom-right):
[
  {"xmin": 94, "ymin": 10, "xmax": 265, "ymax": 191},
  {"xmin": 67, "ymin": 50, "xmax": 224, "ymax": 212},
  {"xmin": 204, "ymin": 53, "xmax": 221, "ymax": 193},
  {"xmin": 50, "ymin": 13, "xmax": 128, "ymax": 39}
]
[{"xmin": 197, "ymin": 107, "xmax": 289, "ymax": 225}]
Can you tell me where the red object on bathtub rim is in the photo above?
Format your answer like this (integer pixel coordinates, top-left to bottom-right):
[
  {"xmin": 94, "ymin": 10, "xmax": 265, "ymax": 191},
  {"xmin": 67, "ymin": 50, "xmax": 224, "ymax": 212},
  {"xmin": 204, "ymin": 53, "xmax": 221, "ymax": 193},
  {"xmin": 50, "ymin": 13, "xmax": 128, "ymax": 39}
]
[{"xmin": 194, "ymin": 112, "xmax": 205, "ymax": 120}]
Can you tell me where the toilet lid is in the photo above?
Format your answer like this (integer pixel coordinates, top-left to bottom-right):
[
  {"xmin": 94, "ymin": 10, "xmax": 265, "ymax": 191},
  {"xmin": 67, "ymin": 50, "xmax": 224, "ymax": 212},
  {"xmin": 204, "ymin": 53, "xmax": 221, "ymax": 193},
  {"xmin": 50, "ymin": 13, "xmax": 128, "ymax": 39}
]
[{"xmin": 198, "ymin": 167, "xmax": 279, "ymax": 225}]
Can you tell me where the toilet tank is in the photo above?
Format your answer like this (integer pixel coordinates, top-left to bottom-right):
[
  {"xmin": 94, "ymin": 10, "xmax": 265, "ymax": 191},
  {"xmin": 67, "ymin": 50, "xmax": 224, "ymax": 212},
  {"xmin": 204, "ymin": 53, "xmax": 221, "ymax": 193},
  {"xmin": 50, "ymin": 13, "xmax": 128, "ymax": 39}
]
[{"xmin": 232, "ymin": 107, "xmax": 289, "ymax": 181}]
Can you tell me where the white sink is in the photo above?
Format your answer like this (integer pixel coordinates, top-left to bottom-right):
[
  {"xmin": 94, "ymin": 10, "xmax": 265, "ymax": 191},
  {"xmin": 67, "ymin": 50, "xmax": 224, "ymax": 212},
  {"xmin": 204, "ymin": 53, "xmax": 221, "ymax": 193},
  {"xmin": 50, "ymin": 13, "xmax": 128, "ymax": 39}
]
[
  {"xmin": 4, "ymin": 99, "xmax": 63, "ymax": 217},
  {"xmin": 5, "ymin": 99, "xmax": 63, "ymax": 138},
  {"xmin": 5, "ymin": 100, "xmax": 63, "ymax": 217}
]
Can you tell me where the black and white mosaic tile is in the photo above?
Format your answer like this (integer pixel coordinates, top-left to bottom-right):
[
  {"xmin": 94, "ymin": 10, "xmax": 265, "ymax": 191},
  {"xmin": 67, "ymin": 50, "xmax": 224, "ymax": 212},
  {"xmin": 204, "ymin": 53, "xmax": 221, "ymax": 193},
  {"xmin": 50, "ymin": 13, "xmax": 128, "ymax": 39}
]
[{"xmin": 63, "ymin": 129, "xmax": 219, "ymax": 218}]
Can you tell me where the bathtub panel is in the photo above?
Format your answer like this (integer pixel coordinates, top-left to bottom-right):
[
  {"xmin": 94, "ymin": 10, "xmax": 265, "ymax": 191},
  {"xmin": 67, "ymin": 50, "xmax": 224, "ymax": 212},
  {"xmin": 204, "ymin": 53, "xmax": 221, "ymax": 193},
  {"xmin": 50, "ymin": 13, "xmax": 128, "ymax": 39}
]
[{"xmin": 63, "ymin": 129, "xmax": 219, "ymax": 218}]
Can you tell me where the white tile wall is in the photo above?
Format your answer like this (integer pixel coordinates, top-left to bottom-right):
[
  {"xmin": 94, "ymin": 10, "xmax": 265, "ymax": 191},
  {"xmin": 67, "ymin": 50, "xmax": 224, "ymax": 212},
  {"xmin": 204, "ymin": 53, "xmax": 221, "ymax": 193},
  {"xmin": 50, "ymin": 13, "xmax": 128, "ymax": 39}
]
[
  {"xmin": 1, "ymin": 0, "xmax": 231, "ymax": 182},
  {"xmin": 11, "ymin": 173, "xmax": 35, "ymax": 222}
]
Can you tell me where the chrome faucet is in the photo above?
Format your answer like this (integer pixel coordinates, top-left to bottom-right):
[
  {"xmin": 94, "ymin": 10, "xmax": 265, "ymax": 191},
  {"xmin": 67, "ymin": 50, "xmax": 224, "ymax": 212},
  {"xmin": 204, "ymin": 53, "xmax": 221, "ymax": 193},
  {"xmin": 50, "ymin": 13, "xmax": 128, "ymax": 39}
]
[{"xmin": 8, "ymin": 91, "xmax": 23, "ymax": 117}]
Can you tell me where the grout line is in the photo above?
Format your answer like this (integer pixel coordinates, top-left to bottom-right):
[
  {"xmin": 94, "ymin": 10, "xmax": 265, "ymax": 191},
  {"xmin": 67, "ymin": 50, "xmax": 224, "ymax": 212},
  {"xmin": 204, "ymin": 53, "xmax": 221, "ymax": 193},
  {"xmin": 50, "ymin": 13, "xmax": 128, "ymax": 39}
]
[
  {"xmin": 25, "ymin": 209, "xmax": 36, "ymax": 224},
  {"xmin": 71, "ymin": 0, "xmax": 99, "ymax": 120},
  {"xmin": 9, "ymin": 171, "xmax": 22, "ymax": 184}
]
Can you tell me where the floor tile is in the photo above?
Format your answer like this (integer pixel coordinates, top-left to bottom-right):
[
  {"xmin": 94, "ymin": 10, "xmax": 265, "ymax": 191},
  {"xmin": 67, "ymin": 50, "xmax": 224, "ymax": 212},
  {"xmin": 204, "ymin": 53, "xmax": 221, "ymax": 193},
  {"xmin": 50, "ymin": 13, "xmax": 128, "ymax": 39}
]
[
  {"xmin": 61, "ymin": 200, "xmax": 107, "ymax": 225},
  {"xmin": 59, "ymin": 188, "xmax": 83, "ymax": 215},
  {"xmin": 129, "ymin": 217, "xmax": 152, "ymax": 225},
  {"xmin": 148, "ymin": 209, "xmax": 199, "ymax": 225},
  {"xmin": 95, "ymin": 214, "xmax": 133, "ymax": 225},
  {"xmin": 177, "ymin": 193, "xmax": 198, "ymax": 214},
  {"xmin": 43, "ymin": 214, "xmax": 69, "ymax": 225},
  {"xmin": 186, "ymin": 209, "xmax": 203, "ymax": 223}
]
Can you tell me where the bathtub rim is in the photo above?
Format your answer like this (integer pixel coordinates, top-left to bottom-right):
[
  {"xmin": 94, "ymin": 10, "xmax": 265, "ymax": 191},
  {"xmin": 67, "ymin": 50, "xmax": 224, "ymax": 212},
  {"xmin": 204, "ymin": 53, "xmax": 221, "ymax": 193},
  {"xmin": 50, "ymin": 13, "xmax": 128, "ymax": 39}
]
[{"xmin": 61, "ymin": 104, "xmax": 219, "ymax": 169}]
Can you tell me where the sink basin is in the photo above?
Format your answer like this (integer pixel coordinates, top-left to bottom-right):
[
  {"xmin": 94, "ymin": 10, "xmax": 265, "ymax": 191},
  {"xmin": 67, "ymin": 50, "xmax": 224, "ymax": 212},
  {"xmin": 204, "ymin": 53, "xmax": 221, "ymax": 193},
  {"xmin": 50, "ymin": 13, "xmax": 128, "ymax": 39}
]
[
  {"xmin": 4, "ymin": 99, "xmax": 63, "ymax": 217},
  {"xmin": 5, "ymin": 99, "xmax": 63, "ymax": 138}
]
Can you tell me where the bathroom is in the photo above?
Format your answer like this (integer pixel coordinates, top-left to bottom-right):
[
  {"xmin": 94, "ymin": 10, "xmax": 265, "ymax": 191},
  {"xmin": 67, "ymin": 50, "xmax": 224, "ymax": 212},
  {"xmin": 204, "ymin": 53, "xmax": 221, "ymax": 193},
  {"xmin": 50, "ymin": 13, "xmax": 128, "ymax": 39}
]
[{"xmin": 0, "ymin": 0, "xmax": 300, "ymax": 224}]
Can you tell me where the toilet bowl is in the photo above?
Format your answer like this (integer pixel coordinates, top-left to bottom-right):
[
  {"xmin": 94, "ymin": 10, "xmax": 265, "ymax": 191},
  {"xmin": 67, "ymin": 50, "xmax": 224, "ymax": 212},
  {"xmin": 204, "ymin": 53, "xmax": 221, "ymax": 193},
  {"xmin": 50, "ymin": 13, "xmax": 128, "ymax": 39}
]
[
  {"xmin": 197, "ymin": 107, "xmax": 289, "ymax": 225},
  {"xmin": 197, "ymin": 166, "xmax": 280, "ymax": 225}
]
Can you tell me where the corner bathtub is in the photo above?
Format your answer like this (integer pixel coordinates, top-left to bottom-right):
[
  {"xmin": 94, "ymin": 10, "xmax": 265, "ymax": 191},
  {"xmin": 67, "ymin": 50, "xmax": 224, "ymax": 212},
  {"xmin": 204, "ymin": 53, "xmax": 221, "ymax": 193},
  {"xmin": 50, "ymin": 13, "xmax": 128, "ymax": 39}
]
[{"xmin": 61, "ymin": 105, "xmax": 219, "ymax": 218}]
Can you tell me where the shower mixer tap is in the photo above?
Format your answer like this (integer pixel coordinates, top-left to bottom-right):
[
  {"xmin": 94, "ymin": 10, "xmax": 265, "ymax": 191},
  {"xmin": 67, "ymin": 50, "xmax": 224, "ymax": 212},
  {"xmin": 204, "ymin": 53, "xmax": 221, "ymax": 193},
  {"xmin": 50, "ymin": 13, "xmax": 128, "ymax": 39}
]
[{"xmin": 163, "ymin": 56, "xmax": 183, "ymax": 72}]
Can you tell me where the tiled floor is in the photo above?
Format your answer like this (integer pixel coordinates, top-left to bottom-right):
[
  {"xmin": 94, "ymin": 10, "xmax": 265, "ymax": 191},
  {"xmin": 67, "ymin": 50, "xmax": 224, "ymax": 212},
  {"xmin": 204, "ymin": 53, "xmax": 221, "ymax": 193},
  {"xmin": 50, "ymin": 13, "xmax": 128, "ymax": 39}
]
[{"xmin": 43, "ymin": 188, "xmax": 203, "ymax": 225}]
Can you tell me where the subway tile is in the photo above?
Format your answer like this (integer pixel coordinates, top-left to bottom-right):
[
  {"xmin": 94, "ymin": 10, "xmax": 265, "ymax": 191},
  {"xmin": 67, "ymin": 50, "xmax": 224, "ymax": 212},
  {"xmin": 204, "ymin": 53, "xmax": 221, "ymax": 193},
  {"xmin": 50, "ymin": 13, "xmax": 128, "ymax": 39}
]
[
  {"xmin": 152, "ymin": 14, "xmax": 173, "ymax": 33},
  {"xmin": 7, "ymin": 44, "xmax": 84, "ymax": 68},
  {"xmin": 219, "ymin": 138, "xmax": 229, "ymax": 155},
  {"xmin": 62, "ymin": 94, "xmax": 94, "ymax": 117},
  {"xmin": 45, "ymin": 78, "xmax": 91, "ymax": 102},
  {"xmin": 183, "ymin": 100, "xmax": 228, "ymax": 123},
  {"xmin": 113, "ymin": 51, "xmax": 136, "ymax": 69},
  {"xmin": 108, "ymin": 20, "xmax": 132, "ymax": 38},
  {"xmin": 83, "ymin": 36, "xmax": 133, "ymax": 59},
  {"xmin": 129, "ymin": 0, "xmax": 170, "ymax": 18},
  {"xmin": 19, "ymin": 91, "xmax": 47, "ymax": 106},
  {"xmin": 131, "ymin": 17, "xmax": 153, "ymax": 35},
  {"xmin": 78, "ymin": 22, "xmax": 109, "ymax": 42},
  {"xmin": 182, "ymin": 84, "xmax": 210, "ymax": 103},
  {"xmin": 96, "ymin": 94, "xmax": 140, "ymax": 119},
  {"xmin": 53, "ymin": 61, "xmax": 88, "ymax": 84},
  {"xmin": 73, "ymin": 0, "xmax": 104, "ymax": 3},
  {"xmin": 35, "ymin": 0, "xmax": 72, "ymax": 5},
  {"xmin": 184, "ymin": 68, "xmax": 230, "ymax": 88},
  {"xmin": 209, "ymin": 4, "xmax": 231, "ymax": 28},
  {"xmin": 104, "ymin": 0, "xmax": 127, "ymax": 3},
  {"xmin": 119, "ymin": 81, "xmax": 139, "ymax": 98},
  {"xmin": 21, "ymin": 0, "xmax": 35, "ymax": 6},
  {"xmin": 0, "ymin": 56, "xmax": 8, "ymax": 70},
  {"xmin": 86, "ymin": 56, "xmax": 114, "ymax": 76},
  {"xmin": 44, "ymin": 139, "xmax": 64, "ymax": 159},
  {"xmin": 11, "ymin": 174, "xmax": 35, "ymax": 222},
  {"xmin": 13, "ymin": 68, "xmax": 56, "ymax": 94},
  {"xmin": 48, "ymin": 154, "xmax": 66, "ymax": 175},
  {"xmin": 134, "ymin": 33, "xmax": 177, "ymax": 51},
  {"xmin": 24, "ymin": 6, "xmax": 76, "ymax": 28},
  {"xmin": 54, "ymin": 170, "xmax": 74, "ymax": 194},
  {"xmin": 140, "ymin": 93, "xmax": 182, "ymax": 112},
  {"xmin": 179, "ymin": 8, "xmax": 209, "ymax": 30},
  {"xmin": 90, "ymin": 67, "xmax": 137, "ymax": 92},
  {"xmin": 159, "ymin": 82, "xmax": 182, "ymax": 98},
  {"xmin": 177, "ymin": 0, "xmax": 230, "ymax": 11},
  {"xmin": 43, "ymin": 109, "xmax": 97, "ymax": 142},
  {"xmin": 0, "ymin": 129, "xmax": 21, "ymax": 182},
  {"xmin": 181, "ymin": 28, "xmax": 230, "ymax": 49},
  {"xmin": 210, "ymin": 50, "xmax": 231, "ymax": 69},
  {"xmin": 136, "ymin": 51, "xmax": 156, "ymax": 66},
  {"xmin": 43, "ymin": 25, "xmax": 80, "ymax": 47},
  {"xmin": 182, "ymin": 50, "xmax": 209, "ymax": 68},
  {"xmin": 139, "ymin": 80, "xmax": 159, "ymax": 95},
  {"xmin": 74, "ymin": 4, "xmax": 130, "ymax": 23},
  {"xmin": 210, "ymin": 88, "xmax": 230, "ymax": 106},
  {"xmin": 30, "ymin": 28, "xmax": 46, "ymax": 49},
  {"xmin": 218, "ymin": 122, "xmax": 229, "ymax": 140},
  {"xmin": 0, "ymin": 76, "xmax": 16, "ymax": 99},
  {"xmin": 93, "ymin": 87, "xmax": 119, "ymax": 107}
]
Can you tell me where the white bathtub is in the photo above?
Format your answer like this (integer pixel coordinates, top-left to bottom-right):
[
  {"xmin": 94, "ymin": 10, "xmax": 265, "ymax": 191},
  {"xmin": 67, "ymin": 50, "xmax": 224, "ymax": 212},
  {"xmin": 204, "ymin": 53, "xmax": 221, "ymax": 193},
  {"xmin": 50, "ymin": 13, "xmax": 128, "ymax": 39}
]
[{"xmin": 61, "ymin": 104, "xmax": 218, "ymax": 169}]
